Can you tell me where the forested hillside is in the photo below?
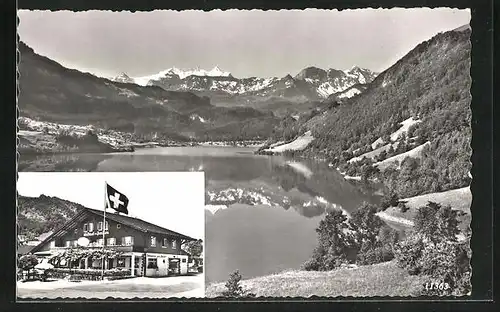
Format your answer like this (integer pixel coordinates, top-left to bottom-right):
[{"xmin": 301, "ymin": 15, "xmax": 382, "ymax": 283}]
[
  {"xmin": 17, "ymin": 195, "xmax": 85, "ymax": 239},
  {"xmin": 265, "ymin": 27, "xmax": 472, "ymax": 200}
]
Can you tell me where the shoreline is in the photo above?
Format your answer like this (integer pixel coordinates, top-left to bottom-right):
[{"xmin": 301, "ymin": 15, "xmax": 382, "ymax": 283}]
[{"xmin": 19, "ymin": 140, "xmax": 268, "ymax": 156}]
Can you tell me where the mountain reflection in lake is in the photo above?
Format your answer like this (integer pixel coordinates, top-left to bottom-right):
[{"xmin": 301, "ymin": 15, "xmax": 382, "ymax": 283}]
[{"xmin": 20, "ymin": 146, "xmax": 382, "ymax": 283}]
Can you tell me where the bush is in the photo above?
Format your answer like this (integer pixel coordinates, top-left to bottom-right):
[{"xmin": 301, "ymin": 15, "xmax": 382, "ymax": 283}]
[
  {"xmin": 357, "ymin": 245, "xmax": 394, "ymax": 265},
  {"xmin": 378, "ymin": 226, "xmax": 401, "ymax": 247},
  {"xmin": 18, "ymin": 254, "xmax": 38, "ymax": 271},
  {"xmin": 414, "ymin": 201, "xmax": 460, "ymax": 243},
  {"xmin": 221, "ymin": 270, "xmax": 256, "ymax": 297},
  {"xmin": 419, "ymin": 240, "xmax": 470, "ymax": 293},
  {"xmin": 51, "ymin": 267, "xmax": 130, "ymax": 277},
  {"xmin": 394, "ymin": 201, "xmax": 471, "ymax": 295},
  {"xmin": 302, "ymin": 257, "xmax": 322, "ymax": 271},
  {"xmin": 222, "ymin": 270, "xmax": 244, "ymax": 297},
  {"xmin": 394, "ymin": 234, "xmax": 426, "ymax": 275},
  {"xmin": 398, "ymin": 201, "xmax": 409, "ymax": 213},
  {"xmin": 381, "ymin": 192, "xmax": 399, "ymax": 209}
]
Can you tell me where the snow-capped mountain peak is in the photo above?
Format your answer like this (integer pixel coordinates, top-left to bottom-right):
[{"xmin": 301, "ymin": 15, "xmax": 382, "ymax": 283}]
[
  {"xmin": 113, "ymin": 72, "xmax": 134, "ymax": 84},
  {"xmin": 342, "ymin": 66, "xmax": 377, "ymax": 84},
  {"xmin": 131, "ymin": 66, "xmax": 233, "ymax": 86},
  {"xmin": 207, "ymin": 65, "xmax": 230, "ymax": 77},
  {"xmin": 112, "ymin": 65, "xmax": 377, "ymax": 99}
]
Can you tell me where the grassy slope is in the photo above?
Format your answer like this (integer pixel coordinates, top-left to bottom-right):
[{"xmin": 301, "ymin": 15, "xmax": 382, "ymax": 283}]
[
  {"xmin": 263, "ymin": 131, "xmax": 314, "ymax": 153},
  {"xmin": 373, "ymin": 141, "xmax": 430, "ymax": 170},
  {"xmin": 378, "ymin": 187, "xmax": 471, "ymax": 231},
  {"xmin": 348, "ymin": 142, "xmax": 394, "ymax": 163},
  {"xmin": 206, "ymin": 260, "xmax": 428, "ymax": 297}
]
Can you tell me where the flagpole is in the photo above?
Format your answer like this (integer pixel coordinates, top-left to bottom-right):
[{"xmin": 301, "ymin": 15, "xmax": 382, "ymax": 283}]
[{"xmin": 102, "ymin": 181, "xmax": 107, "ymax": 281}]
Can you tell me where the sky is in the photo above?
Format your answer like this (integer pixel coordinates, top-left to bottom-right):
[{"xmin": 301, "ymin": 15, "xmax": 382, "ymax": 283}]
[
  {"xmin": 17, "ymin": 8, "xmax": 470, "ymax": 79},
  {"xmin": 17, "ymin": 172, "xmax": 205, "ymax": 240}
]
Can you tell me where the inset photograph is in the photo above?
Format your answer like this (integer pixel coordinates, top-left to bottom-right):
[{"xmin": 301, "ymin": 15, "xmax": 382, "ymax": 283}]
[{"xmin": 16, "ymin": 172, "xmax": 205, "ymax": 299}]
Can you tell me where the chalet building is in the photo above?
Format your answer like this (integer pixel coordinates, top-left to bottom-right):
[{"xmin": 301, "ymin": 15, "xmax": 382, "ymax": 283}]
[{"xmin": 30, "ymin": 207, "xmax": 199, "ymax": 277}]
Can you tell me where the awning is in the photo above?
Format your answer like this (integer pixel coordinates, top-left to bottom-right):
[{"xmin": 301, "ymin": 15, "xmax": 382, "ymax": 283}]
[{"xmin": 33, "ymin": 251, "xmax": 58, "ymax": 257}]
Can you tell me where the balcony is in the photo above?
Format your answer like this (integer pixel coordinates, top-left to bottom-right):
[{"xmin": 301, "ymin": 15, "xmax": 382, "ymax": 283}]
[
  {"xmin": 83, "ymin": 230, "xmax": 109, "ymax": 237},
  {"xmin": 51, "ymin": 244, "xmax": 135, "ymax": 252}
]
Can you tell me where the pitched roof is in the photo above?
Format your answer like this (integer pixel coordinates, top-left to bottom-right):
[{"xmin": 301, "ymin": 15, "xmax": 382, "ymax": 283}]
[
  {"xmin": 18, "ymin": 245, "xmax": 34, "ymax": 255},
  {"xmin": 31, "ymin": 207, "xmax": 197, "ymax": 253},
  {"xmin": 84, "ymin": 208, "xmax": 196, "ymax": 241}
]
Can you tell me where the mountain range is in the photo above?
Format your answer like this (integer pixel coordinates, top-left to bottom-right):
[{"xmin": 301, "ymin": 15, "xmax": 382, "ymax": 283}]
[
  {"xmin": 18, "ymin": 42, "xmax": 279, "ymax": 141},
  {"xmin": 113, "ymin": 65, "xmax": 378, "ymax": 106}
]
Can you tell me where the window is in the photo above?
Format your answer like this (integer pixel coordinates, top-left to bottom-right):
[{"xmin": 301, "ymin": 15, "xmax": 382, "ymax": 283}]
[
  {"xmin": 97, "ymin": 222, "xmax": 103, "ymax": 231},
  {"xmin": 182, "ymin": 258, "xmax": 186, "ymax": 263},
  {"xmin": 117, "ymin": 257, "xmax": 126, "ymax": 268},
  {"xmin": 83, "ymin": 223, "xmax": 88, "ymax": 232},
  {"xmin": 122, "ymin": 236, "xmax": 134, "ymax": 246},
  {"xmin": 105, "ymin": 221, "xmax": 109, "ymax": 230},
  {"xmin": 88, "ymin": 223, "xmax": 94, "ymax": 232},
  {"xmin": 49, "ymin": 241, "xmax": 55, "ymax": 248},
  {"xmin": 150, "ymin": 236, "xmax": 156, "ymax": 247},
  {"xmin": 72, "ymin": 240, "xmax": 78, "ymax": 247},
  {"xmin": 97, "ymin": 238, "xmax": 104, "ymax": 246},
  {"xmin": 147, "ymin": 258, "xmax": 158, "ymax": 269},
  {"xmin": 116, "ymin": 224, "xmax": 121, "ymax": 229},
  {"xmin": 171, "ymin": 239, "xmax": 177, "ymax": 249},
  {"xmin": 163, "ymin": 238, "xmax": 168, "ymax": 248},
  {"xmin": 107, "ymin": 237, "xmax": 116, "ymax": 246},
  {"xmin": 65, "ymin": 240, "xmax": 71, "ymax": 247}
]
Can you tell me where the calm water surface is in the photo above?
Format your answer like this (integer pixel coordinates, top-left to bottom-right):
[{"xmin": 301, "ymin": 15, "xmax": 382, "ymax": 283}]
[{"xmin": 20, "ymin": 146, "xmax": 381, "ymax": 283}]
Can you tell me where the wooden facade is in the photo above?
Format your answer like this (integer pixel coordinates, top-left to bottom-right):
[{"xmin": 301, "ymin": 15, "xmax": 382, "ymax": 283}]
[{"xmin": 30, "ymin": 208, "xmax": 198, "ymax": 277}]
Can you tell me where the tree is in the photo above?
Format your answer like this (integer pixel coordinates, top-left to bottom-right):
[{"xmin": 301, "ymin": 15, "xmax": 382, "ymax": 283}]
[
  {"xmin": 351, "ymin": 203, "xmax": 384, "ymax": 247},
  {"xmin": 222, "ymin": 270, "xmax": 244, "ymax": 297},
  {"xmin": 377, "ymin": 150, "xmax": 388, "ymax": 162},
  {"xmin": 398, "ymin": 200, "xmax": 410, "ymax": 213},
  {"xmin": 381, "ymin": 134, "xmax": 391, "ymax": 144},
  {"xmin": 378, "ymin": 226, "xmax": 400, "ymax": 248},
  {"xmin": 19, "ymin": 254, "xmax": 38, "ymax": 271},
  {"xmin": 414, "ymin": 201, "xmax": 459, "ymax": 243},
  {"xmin": 394, "ymin": 201, "xmax": 470, "ymax": 295},
  {"xmin": 304, "ymin": 209, "xmax": 360, "ymax": 271},
  {"xmin": 381, "ymin": 192, "xmax": 399, "ymax": 209},
  {"xmin": 18, "ymin": 254, "xmax": 39, "ymax": 280},
  {"xmin": 183, "ymin": 239, "xmax": 203, "ymax": 258}
]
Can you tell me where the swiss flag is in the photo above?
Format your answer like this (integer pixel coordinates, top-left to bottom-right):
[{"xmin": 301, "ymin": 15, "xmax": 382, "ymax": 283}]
[{"xmin": 105, "ymin": 182, "xmax": 129, "ymax": 215}]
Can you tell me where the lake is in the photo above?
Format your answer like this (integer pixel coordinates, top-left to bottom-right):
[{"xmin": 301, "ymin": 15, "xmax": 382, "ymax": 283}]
[{"xmin": 19, "ymin": 146, "xmax": 382, "ymax": 283}]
